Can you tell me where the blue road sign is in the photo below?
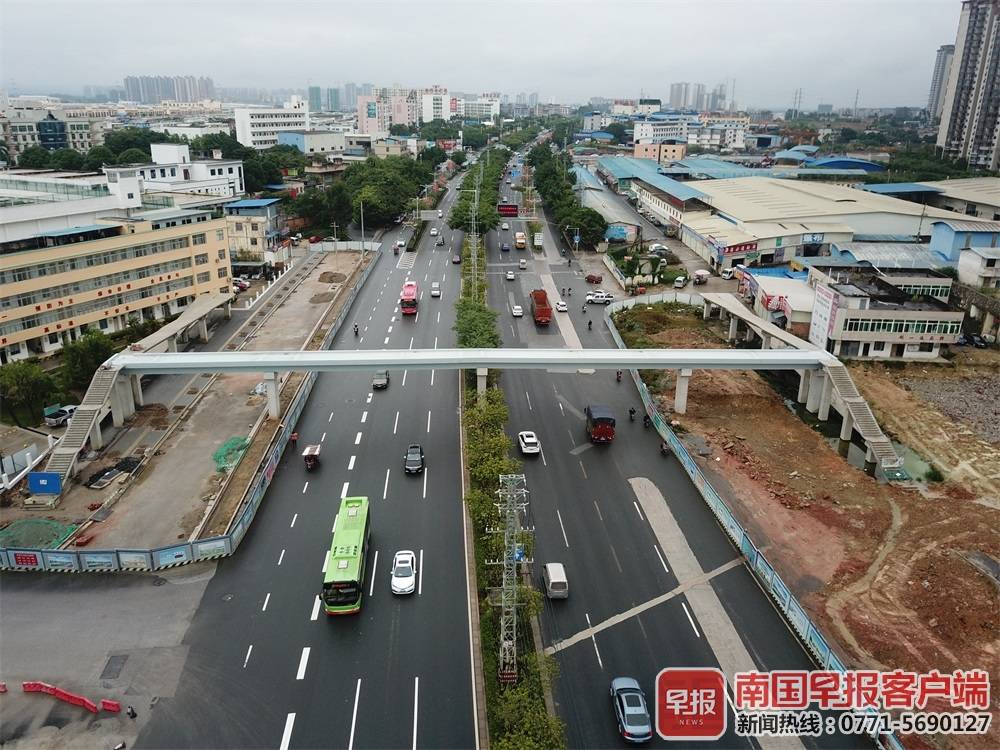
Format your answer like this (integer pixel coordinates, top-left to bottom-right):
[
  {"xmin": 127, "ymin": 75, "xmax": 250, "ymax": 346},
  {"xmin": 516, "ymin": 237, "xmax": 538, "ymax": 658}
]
[{"xmin": 28, "ymin": 471, "xmax": 62, "ymax": 495}]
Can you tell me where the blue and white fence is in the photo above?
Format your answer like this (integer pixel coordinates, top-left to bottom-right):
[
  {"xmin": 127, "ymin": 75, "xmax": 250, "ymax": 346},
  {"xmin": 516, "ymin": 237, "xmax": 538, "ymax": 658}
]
[
  {"xmin": 0, "ymin": 248, "xmax": 383, "ymax": 574},
  {"xmin": 605, "ymin": 294, "xmax": 903, "ymax": 750}
]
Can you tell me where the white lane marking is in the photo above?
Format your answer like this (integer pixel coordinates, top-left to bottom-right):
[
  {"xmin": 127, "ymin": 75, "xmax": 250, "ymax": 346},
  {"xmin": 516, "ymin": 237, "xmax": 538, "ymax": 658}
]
[
  {"xmin": 430, "ymin": 369, "xmax": 435, "ymax": 386},
  {"xmin": 593, "ymin": 499, "xmax": 604, "ymax": 521},
  {"xmin": 633, "ymin": 501, "xmax": 644, "ymax": 521},
  {"xmin": 426, "ymin": 410, "xmax": 431, "ymax": 433},
  {"xmin": 394, "ymin": 411, "xmax": 400, "ymax": 434},
  {"xmin": 383, "ymin": 468, "xmax": 390, "ymax": 500},
  {"xmin": 311, "ymin": 595, "xmax": 321, "ymax": 621},
  {"xmin": 321, "ymin": 432, "xmax": 327, "ymax": 442},
  {"xmin": 302, "ymin": 482, "xmax": 309, "ymax": 495},
  {"xmin": 366, "ymin": 393, "xmax": 373, "ymax": 404},
  {"xmin": 418, "ymin": 549, "xmax": 424, "ymax": 595},
  {"xmin": 510, "ymin": 324, "xmax": 515, "ymax": 336},
  {"xmin": 559, "ymin": 402, "xmax": 565, "ymax": 416},
  {"xmin": 361, "ymin": 410, "xmax": 368, "ymax": 423},
  {"xmin": 383, "ymin": 336, "xmax": 389, "ymax": 344},
  {"xmin": 412, "ymin": 676, "xmax": 420, "ymax": 750},
  {"xmin": 402, "ymin": 370, "xmax": 408, "ymax": 386},
  {"xmin": 579, "ymin": 460, "xmax": 588, "ymax": 478},
  {"xmin": 422, "ymin": 468, "xmax": 428, "ymax": 499},
  {"xmin": 290, "ymin": 513, "xmax": 298, "ymax": 528},
  {"xmin": 354, "ymin": 432, "xmax": 362, "ymax": 445},
  {"xmin": 434, "ymin": 336, "xmax": 438, "ymax": 349},
  {"xmin": 279, "ymin": 713, "xmax": 296, "ymax": 750},
  {"xmin": 609, "ymin": 543, "xmax": 623, "ymax": 573},
  {"xmin": 682, "ymin": 602, "xmax": 701, "ymax": 638},
  {"xmin": 540, "ymin": 447, "xmax": 547, "ymax": 467},
  {"xmin": 654, "ymin": 545, "xmax": 670, "ymax": 574},
  {"xmin": 348, "ymin": 455, "xmax": 356, "ymax": 471},
  {"xmin": 262, "ymin": 592, "xmax": 270, "ymax": 611},
  {"xmin": 409, "ymin": 336, "xmax": 414, "ymax": 350},
  {"xmin": 525, "ymin": 391, "xmax": 532, "ymax": 410},
  {"xmin": 243, "ymin": 644, "xmax": 253, "ymax": 668},
  {"xmin": 348, "ymin": 680, "xmax": 361, "ymax": 750},
  {"xmin": 341, "ymin": 481, "xmax": 350, "ymax": 498},
  {"xmin": 556, "ymin": 509, "xmax": 569, "ymax": 548},
  {"xmin": 415, "ymin": 311, "xmax": 420, "ymax": 322},
  {"xmin": 328, "ymin": 411, "xmax": 334, "ymax": 422},
  {"xmin": 585, "ymin": 612, "xmax": 603, "ymax": 668},
  {"xmin": 437, "ymin": 311, "xmax": 441, "ymax": 323},
  {"xmin": 391, "ymin": 315, "xmax": 396, "ymax": 323},
  {"xmin": 369, "ymin": 550, "xmax": 379, "ymax": 597},
  {"xmin": 295, "ymin": 647, "xmax": 311, "ymax": 680},
  {"xmin": 322, "ymin": 552, "xmax": 329, "ymax": 573},
  {"xmin": 277, "ymin": 549, "xmax": 285, "ymax": 566},
  {"xmin": 388, "ymin": 325, "xmax": 393, "ymax": 333}
]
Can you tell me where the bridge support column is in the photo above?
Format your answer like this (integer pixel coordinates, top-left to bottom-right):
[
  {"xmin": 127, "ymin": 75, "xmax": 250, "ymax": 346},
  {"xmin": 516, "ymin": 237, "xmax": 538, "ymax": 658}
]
[
  {"xmin": 265, "ymin": 372, "xmax": 280, "ymax": 420},
  {"xmin": 744, "ymin": 327, "xmax": 755, "ymax": 343},
  {"xmin": 674, "ymin": 368, "xmax": 692, "ymax": 415},
  {"xmin": 476, "ymin": 368, "xmax": 488, "ymax": 400},
  {"xmin": 761, "ymin": 333, "xmax": 772, "ymax": 350},
  {"xmin": 983, "ymin": 311, "xmax": 995, "ymax": 333},
  {"xmin": 838, "ymin": 411, "xmax": 854, "ymax": 456},
  {"xmin": 806, "ymin": 370, "xmax": 825, "ymax": 414},
  {"xmin": 728, "ymin": 315, "xmax": 739, "ymax": 342},
  {"xmin": 817, "ymin": 372, "xmax": 833, "ymax": 421},
  {"xmin": 110, "ymin": 379, "xmax": 135, "ymax": 426},
  {"xmin": 702, "ymin": 301, "xmax": 712, "ymax": 320},
  {"xmin": 166, "ymin": 336, "xmax": 178, "ymax": 352},
  {"xmin": 90, "ymin": 418, "xmax": 105, "ymax": 451},
  {"xmin": 864, "ymin": 444, "xmax": 877, "ymax": 476},
  {"xmin": 197, "ymin": 317, "xmax": 210, "ymax": 343},
  {"xmin": 796, "ymin": 369, "xmax": 810, "ymax": 404},
  {"xmin": 131, "ymin": 375, "xmax": 144, "ymax": 408}
]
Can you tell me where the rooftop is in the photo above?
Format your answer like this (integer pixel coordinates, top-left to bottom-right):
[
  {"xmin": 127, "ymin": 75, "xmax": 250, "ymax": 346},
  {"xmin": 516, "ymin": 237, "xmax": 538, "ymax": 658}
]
[
  {"xmin": 831, "ymin": 241, "xmax": 951, "ymax": 269},
  {"xmin": 861, "ymin": 182, "xmax": 944, "ymax": 195},
  {"xmin": 225, "ymin": 198, "xmax": 281, "ymax": 209},
  {"xmin": 917, "ymin": 177, "xmax": 1000, "ymax": 207},
  {"xmin": 751, "ymin": 275, "xmax": 815, "ymax": 313},
  {"xmin": 132, "ymin": 207, "xmax": 212, "ymax": 221},
  {"xmin": 597, "ymin": 156, "xmax": 707, "ymax": 202},
  {"xmin": 829, "ymin": 276, "xmax": 954, "ymax": 312},
  {"xmin": 930, "ymin": 218, "xmax": 1000, "ymax": 233}
]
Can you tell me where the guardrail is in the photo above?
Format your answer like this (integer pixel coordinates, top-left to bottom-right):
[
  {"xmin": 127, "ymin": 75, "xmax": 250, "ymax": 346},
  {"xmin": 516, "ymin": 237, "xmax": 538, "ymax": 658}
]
[
  {"xmin": 604, "ymin": 292, "xmax": 903, "ymax": 750},
  {"xmin": 0, "ymin": 247, "xmax": 383, "ymax": 574}
]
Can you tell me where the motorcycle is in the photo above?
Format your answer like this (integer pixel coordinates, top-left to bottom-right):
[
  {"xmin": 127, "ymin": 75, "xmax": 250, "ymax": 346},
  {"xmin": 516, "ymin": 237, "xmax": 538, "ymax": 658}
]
[
  {"xmin": 629, "ymin": 408, "xmax": 636, "ymax": 422},
  {"xmin": 616, "ymin": 370, "xmax": 623, "ymax": 382},
  {"xmin": 643, "ymin": 415, "xmax": 652, "ymax": 428},
  {"xmin": 660, "ymin": 442, "xmax": 670, "ymax": 457}
]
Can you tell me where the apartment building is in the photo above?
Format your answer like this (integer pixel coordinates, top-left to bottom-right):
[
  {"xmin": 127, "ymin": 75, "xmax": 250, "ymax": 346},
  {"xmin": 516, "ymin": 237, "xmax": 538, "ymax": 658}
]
[
  {"xmin": 421, "ymin": 91, "xmax": 451, "ymax": 123},
  {"xmin": 927, "ymin": 44, "xmax": 955, "ymax": 120},
  {"xmin": 633, "ymin": 141, "xmax": 687, "ymax": 164},
  {"xmin": 234, "ymin": 99, "xmax": 310, "ymax": 149},
  {"xmin": 132, "ymin": 144, "xmax": 245, "ymax": 203},
  {"xmin": 0, "ymin": 210, "xmax": 231, "ymax": 364},
  {"xmin": 937, "ymin": 0, "xmax": 1000, "ymax": 169},
  {"xmin": 223, "ymin": 198, "xmax": 288, "ymax": 269},
  {"xmin": 2, "ymin": 107, "xmax": 108, "ymax": 162},
  {"xmin": 958, "ymin": 246, "xmax": 1000, "ymax": 289}
]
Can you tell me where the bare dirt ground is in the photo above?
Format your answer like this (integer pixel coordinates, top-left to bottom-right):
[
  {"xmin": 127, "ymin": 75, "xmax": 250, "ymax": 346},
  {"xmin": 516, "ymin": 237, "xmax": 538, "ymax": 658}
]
[{"xmin": 616, "ymin": 304, "xmax": 999, "ymax": 750}]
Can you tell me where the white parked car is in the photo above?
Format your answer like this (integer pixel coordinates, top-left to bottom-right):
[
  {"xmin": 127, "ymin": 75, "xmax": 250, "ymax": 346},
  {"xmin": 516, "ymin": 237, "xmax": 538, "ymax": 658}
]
[
  {"xmin": 649, "ymin": 243, "xmax": 667, "ymax": 253},
  {"xmin": 511, "ymin": 304, "xmax": 524, "ymax": 317},
  {"xmin": 501, "ymin": 222, "xmax": 510, "ymax": 231},
  {"xmin": 517, "ymin": 431, "xmax": 541, "ymax": 455},
  {"xmin": 45, "ymin": 405, "xmax": 78, "ymax": 427},
  {"xmin": 555, "ymin": 300, "xmax": 568, "ymax": 312},
  {"xmin": 506, "ymin": 270, "xmax": 516, "ymax": 281},
  {"xmin": 437, "ymin": 209, "xmax": 443, "ymax": 218},
  {"xmin": 586, "ymin": 290, "xmax": 614, "ymax": 305},
  {"xmin": 430, "ymin": 227, "xmax": 439, "ymax": 236},
  {"xmin": 390, "ymin": 550, "xmax": 417, "ymax": 595}
]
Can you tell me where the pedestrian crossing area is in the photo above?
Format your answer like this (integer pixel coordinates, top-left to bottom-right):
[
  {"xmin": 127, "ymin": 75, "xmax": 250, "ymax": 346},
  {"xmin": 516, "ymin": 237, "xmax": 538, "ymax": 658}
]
[{"xmin": 396, "ymin": 251, "xmax": 417, "ymax": 270}]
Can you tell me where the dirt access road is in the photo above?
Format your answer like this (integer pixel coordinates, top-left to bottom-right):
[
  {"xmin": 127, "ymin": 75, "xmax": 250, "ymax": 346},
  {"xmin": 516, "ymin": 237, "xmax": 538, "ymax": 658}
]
[{"xmin": 614, "ymin": 302, "xmax": 998, "ymax": 750}]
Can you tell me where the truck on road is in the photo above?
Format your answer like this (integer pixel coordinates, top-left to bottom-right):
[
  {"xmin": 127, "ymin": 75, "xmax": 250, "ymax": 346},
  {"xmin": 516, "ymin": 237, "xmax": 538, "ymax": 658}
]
[
  {"xmin": 514, "ymin": 231, "xmax": 527, "ymax": 250},
  {"xmin": 529, "ymin": 289, "xmax": 552, "ymax": 325},
  {"xmin": 585, "ymin": 405, "xmax": 616, "ymax": 443}
]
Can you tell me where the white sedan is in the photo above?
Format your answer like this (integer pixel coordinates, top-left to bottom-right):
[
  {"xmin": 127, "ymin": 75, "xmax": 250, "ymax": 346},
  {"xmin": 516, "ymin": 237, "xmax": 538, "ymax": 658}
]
[
  {"xmin": 517, "ymin": 431, "xmax": 541, "ymax": 455},
  {"xmin": 511, "ymin": 304, "xmax": 524, "ymax": 317},
  {"xmin": 501, "ymin": 222, "xmax": 510, "ymax": 231},
  {"xmin": 555, "ymin": 300, "xmax": 568, "ymax": 312},
  {"xmin": 506, "ymin": 270, "xmax": 516, "ymax": 281},
  {"xmin": 390, "ymin": 550, "xmax": 417, "ymax": 595},
  {"xmin": 430, "ymin": 227, "xmax": 439, "ymax": 236}
]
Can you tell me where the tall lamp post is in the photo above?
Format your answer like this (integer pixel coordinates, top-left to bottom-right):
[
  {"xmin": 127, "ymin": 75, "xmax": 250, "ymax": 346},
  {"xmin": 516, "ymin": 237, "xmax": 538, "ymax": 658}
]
[
  {"xmin": 359, "ymin": 200, "xmax": 366, "ymax": 259},
  {"xmin": 565, "ymin": 224, "xmax": 580, "ymax": 259}
]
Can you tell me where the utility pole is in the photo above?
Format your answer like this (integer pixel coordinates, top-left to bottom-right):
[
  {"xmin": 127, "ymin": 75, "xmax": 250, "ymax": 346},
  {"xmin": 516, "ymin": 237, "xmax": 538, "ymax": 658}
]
[
  {"xmin": 487, "ymin": 473, "xmax": 532, "ymax": 685},
  {"xmin": 359, "ymin": 201, "xmax": 366, "ymax": 259}
]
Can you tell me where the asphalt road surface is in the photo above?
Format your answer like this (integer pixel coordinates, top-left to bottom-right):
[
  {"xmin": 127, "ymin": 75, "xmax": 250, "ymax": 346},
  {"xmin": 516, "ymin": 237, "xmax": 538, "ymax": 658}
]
[{"xmin": 138, "ymin": 177, "xmax": 477, "ymax": 750}]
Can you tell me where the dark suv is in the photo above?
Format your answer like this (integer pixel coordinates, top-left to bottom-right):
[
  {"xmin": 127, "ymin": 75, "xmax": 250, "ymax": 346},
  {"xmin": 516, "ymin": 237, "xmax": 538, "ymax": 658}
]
[{"xmin": 403, "ymin": 444, "xmax": 425, "ymax": 474}]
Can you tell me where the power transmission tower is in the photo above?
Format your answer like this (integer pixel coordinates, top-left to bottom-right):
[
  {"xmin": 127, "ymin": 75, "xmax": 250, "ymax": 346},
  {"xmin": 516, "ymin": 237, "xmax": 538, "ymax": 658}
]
[{"xmin": 487, "ymin": 473, "xmax": 533, "ymax": 684}]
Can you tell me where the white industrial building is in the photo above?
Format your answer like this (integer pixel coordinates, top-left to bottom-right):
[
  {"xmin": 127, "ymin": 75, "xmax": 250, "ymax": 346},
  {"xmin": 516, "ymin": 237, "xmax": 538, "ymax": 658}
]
[
  {"xmin": 234, "ymin": 98, "xmax": 310, "ymax": 150},
  {"xmin": 421, "ymin": 91, "xmax": 451, "ymax": 123}
]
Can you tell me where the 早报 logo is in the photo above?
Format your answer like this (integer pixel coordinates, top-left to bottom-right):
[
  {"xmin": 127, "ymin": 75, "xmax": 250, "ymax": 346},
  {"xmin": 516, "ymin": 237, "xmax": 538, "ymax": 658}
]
[{"xmin": 656, "ymin": 667, "xmax": 727, "ymax": 740}]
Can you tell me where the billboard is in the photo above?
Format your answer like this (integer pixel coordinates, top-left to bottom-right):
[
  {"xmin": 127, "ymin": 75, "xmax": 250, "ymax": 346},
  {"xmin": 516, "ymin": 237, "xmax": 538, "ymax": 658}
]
[{"xmin": 497, "ymin": 203, "xmax": 519, "ymax": 217}]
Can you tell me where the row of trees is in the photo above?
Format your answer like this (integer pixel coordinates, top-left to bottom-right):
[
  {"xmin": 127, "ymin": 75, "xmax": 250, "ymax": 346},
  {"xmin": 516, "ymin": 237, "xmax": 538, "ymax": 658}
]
[
  {"xmin": 526, "ymin": 144, "xmax": 607, "ymax": 248},
  {"xmin": 389, "ymin": 118, "xmax": 495, "ymax": 149},
  {"xmin": 448, "ymin": 149, "xmax": 507, "ymax": 234}
]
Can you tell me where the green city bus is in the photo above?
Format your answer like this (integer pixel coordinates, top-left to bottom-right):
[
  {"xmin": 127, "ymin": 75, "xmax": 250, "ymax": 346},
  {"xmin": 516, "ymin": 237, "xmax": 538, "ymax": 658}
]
[{"xmin": 322, "ymin": 496, "xmax": 372, "ymax": 615}]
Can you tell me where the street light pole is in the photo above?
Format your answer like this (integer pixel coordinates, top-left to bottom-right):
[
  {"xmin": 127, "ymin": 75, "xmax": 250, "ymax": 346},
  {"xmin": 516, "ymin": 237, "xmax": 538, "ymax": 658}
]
[{"xmin": 359, "ymin": 201, "xmax": 366, "ymax": 259}]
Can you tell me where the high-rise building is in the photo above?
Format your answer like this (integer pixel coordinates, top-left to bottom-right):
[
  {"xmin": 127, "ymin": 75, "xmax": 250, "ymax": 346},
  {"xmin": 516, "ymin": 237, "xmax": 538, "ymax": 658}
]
[
  {"xmin": 326, "ymin": 87, "xmax": 340, "ymax": 111},
  {"xmin": 937, "ymin": 0, "xmax": 1000, "ymax": 170},
  {"xmin": 122, "ymin": 75, "xmax": 215, "ymax": 103},
  {"xmin": 669, "ymin": 82, "xmax": 690, "ymax": 109},
  {"xmin": 308, "ymin": 86, "xmax": 323, "ymax": 112},
  {"xmin": 691, "ymin": 83, "xmax": 707, "ymax": 111},
  {"xmin": 927, "ymin": 44, "xmax": 955, "ymax": 121},
  {"xmin": 709, "ymin": 83, "xmax": 727, "ymax": 111},
  {"xmin": 343, "ymin": 83, "xmax": 358, "ymax": 109},
  {"xmin": 360, "ymin": 83, "xmax": 374, "ymax": 96},
  {"xmin": 528, "ymin": 92, "xmax": 539, "ymax": 107}
]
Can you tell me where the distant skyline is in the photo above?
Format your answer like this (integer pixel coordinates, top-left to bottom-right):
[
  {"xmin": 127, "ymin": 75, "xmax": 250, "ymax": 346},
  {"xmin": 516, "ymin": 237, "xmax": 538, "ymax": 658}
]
[{"xmin": 1, "ymin": 0, "xmax": 963, "ymax": 110}]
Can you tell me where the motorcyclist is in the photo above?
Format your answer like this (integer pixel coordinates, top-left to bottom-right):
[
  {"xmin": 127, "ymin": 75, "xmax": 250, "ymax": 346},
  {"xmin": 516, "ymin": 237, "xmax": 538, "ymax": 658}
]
[
  {"xmin": 616, "ymin": 369, "xmax": 623, "ymax": 382},
  {"xmin": 588, "ymin": 320, "xmax": 593, "ymax": 331},
  {"xmin": 353, "ymin": 324, "xmax": 359, "ymax": 336},
  {"xmin": 561, "ymin": 288, "xmax": 566, "ymax": 296},
  {"xmin": 660, "ymin": 442, "xmax": 670, "ymax": 456},
  {"xmin": 629, "ymin": 407, "xmax": 636, "ymax": 421},
  {"xmin": 643, "ymin": 414, "xmax": 652, "ymax": 428}
]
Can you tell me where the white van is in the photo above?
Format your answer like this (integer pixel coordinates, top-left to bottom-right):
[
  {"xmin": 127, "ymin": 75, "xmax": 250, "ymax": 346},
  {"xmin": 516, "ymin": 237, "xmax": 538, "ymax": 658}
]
[
  {"xmin": 720, "ymin": 267, "xmax": 735, "ymax": 280},
  {"xmin": 542, "ymin": 563, "xmax": 568, "ymax": 599},
  {"xmin": 431, "ymin": 282, "xmax": 441, "ymax": 297}
]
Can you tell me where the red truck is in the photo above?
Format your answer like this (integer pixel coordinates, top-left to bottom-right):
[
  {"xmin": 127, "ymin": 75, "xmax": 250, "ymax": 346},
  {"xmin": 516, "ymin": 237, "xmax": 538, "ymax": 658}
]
[
  {"xmin": 529, "ymin": 289, "xmax": 552, "ymax": 325},
  {"xmin": 585, "ymin": 405, "xmax": 616, "ymax": 443}
]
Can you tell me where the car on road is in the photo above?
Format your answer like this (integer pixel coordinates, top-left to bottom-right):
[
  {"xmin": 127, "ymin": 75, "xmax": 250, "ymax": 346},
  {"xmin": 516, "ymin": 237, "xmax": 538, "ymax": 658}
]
[
  {"xmin": 430, "ymin": 227, "xmax": 439, "ymax": 236},
  {"xmin": 610, "ymin": 677, "xmax": 653, "ymax": 743},
  {"xmin": 403, "ymin": 444, "xmax": 425, "ymax": 474},
  {"xmin": 452, "ymin": 254, "xmax": 461, "ymax": 264},
  {"xmin": 436, "ymin": 237, "xmax": 445, "ymax": 246},
  {"xmin": 673, "ymin": 276, "xmax": 689, "ymax": 288},
  {"xmin": 45, "ymin": 405, "xmax": 78, "ymax": 427},
  {"xmin": 232, "ymin": 284, "xmax": 243, "ymax": 295},
  {"xmin": 372, "ymin": 370, "xmax": 390, "ymax": 389},
  {"xmin": 517, "ymin": 431, "xmax": 540, "ymax": 455},
  {"xmin": 506, "ymin": 270, "xmax": 516, "ymax": 280},
  {"xmin": 555, "ymin": 300, "xmax": 567, "ymax": 312},
  {"xmin": 437, "ymin": 209, "xmax": 443, "ymax": 218},
  {"xmin": 585, "ymin": 273, "xmax": 603, "ymax": 284},
  {"xmin": 501, "ymin": 222, "xmax": 510, "ymax": 231},
  {"xmin": 395, "ymin": 239, "xmax": 406, "ymax": 250},
  {"xmin": 586, "ymin": 290, "xmax": 614, "ymax": 304},
  {"xmin": 501, "ymin": 243, "xmax": 511, "ymax": 252},
  {"xmin": 506, "ymin": 179, "xmax": 512, "ymax": 184},
  {"xmin": 511, "ymin": 305, "xmax": 524, "ymax": 317},
  {"xmin": 309, "ymin": 235, "xmax": 322, "ymax": 244},
  {"xmin": 649, "ymin": 243, "xmax": 667, "ymax": 253},
  {"xmin": 971, "ymin": 334, "xmax": 989, "ymax": 349},
  {"xmin": 431, "ymin": 282, "xmax": 441, "ymax": 297},
  {"xmin": 390, "ymin": 550, "xmax": 417, "ymax": 595}
]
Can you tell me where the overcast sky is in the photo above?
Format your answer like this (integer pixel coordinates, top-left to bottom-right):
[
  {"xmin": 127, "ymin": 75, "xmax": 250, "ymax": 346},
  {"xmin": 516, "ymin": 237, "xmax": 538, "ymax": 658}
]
[{"xmin": 2, "ymin": 0, "xmax": 962, "ymax": 109}]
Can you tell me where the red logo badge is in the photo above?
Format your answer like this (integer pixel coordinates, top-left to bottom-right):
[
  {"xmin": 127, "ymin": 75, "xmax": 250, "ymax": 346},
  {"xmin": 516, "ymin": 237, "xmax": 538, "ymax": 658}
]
[{"xmin": 656, "ymin": 667, "xmax": 727, "ymax": 740}]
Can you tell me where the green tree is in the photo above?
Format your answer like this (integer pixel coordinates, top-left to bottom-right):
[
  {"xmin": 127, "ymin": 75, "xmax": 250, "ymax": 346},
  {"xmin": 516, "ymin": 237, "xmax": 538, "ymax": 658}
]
[
  {"xmin": 453, "ymin": 298, "xmax": 501, "ymax": 348},
  {"xmin": 82, "ymin": 145, "xmax": 115, "ymax": 172},
  {"xmin": 116, "ymin": 147, "xmax": 151, "ymax": 164},
  {"xmin": 0, "ymin": 361, "xmax": 57, "ymax": 426},
  {"xmin": 61, "ymin": 330, "xmax": 115, "ymax": 391},
  {"xmin": 18, "ymin": 146, "xmax": 52, "ymax": 169},
  {"xmin": 102, "ymin": 127, "xmax": 176, "ymax": 158},
  {"xmin": 574, "ymin": 206, "xmax": 608, "ymax": 247},
  {"xmin": 243, "ymin": 155, "xmax": 282, "ymax": 193},
  {"xmin": 326, "ymin": 181, "xmax": 353, "ymax": 235},
  {"xmin": 450, "ymin": 150, "xmax": 467, "ymax": 166},
  {"xmin": 419, "ymin": 146, "xmax": 448, "ymax": 167},
  {"xmin": 189, "ymin": 133, "xmax": 254, "ymax": 161},
  {"xmin": 604, "ymin": 122, "xmax": 627, "ymax": 143},
  {"xmin": 50, "ymin": 148, "xmax": 84, "ymax": 171},
  {"xmin": 389, "ymin": 124, "xmax": 411, "ymax": 136},
  {"xmin": 260, "ymin": 144, "xmax": 307, "ymax": 171}
]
